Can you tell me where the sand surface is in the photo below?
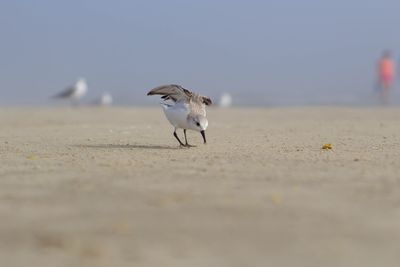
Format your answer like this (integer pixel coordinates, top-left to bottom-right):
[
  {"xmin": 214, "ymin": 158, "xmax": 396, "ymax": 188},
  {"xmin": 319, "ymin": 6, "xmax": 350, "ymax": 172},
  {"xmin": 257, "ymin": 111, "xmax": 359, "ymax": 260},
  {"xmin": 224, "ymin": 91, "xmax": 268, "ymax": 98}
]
[{"xmin": 1, "ymin": 107, "xmax": 400, "ymax": 267}]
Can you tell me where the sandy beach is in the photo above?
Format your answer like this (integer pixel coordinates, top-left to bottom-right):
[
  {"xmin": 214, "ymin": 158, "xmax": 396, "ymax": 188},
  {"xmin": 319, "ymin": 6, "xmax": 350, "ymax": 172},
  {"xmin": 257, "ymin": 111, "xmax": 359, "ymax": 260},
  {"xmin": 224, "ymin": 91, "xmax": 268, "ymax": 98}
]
[{"xmin": 1, "ymin": 106, "xmax": 400, "ymax": 267}]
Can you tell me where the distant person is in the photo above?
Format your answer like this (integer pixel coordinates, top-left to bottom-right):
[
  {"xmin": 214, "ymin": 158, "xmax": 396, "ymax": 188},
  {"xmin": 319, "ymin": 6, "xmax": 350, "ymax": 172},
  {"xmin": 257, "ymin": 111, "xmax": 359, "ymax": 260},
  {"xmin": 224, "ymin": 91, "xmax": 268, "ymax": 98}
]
[{"xmin": 377, "ymin": 51, "xmax": 395, "ymax": 104}]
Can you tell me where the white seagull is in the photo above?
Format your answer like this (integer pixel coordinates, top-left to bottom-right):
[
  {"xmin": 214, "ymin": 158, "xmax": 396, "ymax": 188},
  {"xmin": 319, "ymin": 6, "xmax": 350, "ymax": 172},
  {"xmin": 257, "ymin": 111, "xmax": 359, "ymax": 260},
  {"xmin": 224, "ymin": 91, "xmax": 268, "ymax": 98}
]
[
  {"xmin": 219, "ymin": 92, "xmax": 233, "ymax": 108},
  {"xmin": 147, "ymin": 84, "xmax": 212, "ymax": 147},
  {"xmin": 93, "ymin": 92, "xmax": 113, "ymax": 106},
  {"xmin": 53, "ymin": 78, "xmax": 88, "ymax": 105}
]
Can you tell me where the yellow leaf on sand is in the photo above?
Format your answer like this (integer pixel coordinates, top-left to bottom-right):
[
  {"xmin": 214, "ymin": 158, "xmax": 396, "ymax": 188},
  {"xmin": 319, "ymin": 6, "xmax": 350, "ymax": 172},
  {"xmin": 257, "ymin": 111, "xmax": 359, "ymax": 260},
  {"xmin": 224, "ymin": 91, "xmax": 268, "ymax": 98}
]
[{"xmin": 322, "ymin": 143, "xmax": 333, "ymax": 150}]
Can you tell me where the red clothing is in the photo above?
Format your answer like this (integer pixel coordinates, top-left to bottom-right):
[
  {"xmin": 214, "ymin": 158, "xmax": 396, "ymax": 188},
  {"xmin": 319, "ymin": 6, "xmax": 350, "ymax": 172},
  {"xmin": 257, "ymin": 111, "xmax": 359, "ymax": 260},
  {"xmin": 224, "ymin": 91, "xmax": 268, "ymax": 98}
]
[{"xmin": 379, "ymin": 58, "xmax": 395, "ymax": 87}]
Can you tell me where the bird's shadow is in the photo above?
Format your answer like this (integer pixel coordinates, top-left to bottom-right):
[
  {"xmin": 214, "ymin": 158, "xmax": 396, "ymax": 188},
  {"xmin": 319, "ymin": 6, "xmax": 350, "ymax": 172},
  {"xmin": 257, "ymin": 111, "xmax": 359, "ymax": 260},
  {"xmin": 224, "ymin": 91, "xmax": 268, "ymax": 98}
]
[{"xmin": 75, "ymin": 144, "xmax": 179, "ymax": 150}]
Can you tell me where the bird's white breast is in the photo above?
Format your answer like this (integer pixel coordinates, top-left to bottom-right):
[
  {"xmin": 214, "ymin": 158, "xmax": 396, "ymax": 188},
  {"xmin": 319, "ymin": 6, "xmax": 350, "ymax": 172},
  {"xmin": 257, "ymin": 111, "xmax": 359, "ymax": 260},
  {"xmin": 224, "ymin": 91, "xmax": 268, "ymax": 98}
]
[
  {"xmin": 72, "ymin": 81, "xmax": 88, "ymax": 99},
  {"xmin": 162, "ymin": 102, "xmax": 190, "ymax": 129}
]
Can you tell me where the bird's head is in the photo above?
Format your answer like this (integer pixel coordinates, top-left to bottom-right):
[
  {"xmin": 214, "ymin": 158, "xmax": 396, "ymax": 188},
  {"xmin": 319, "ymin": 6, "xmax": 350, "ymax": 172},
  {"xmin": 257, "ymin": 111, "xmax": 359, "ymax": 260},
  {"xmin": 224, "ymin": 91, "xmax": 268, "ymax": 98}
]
[{"xmin": 188, "ymin": 114, "xmax": 208, "ymax": 144}]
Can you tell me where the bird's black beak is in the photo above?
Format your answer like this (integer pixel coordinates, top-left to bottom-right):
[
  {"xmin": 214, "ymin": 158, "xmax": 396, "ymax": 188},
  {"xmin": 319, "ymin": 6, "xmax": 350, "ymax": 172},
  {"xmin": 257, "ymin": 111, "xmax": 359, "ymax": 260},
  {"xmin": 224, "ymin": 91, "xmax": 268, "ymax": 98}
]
[{"xmin": 200, "ymin": 130, "xmax": 206, "ymax": 144}]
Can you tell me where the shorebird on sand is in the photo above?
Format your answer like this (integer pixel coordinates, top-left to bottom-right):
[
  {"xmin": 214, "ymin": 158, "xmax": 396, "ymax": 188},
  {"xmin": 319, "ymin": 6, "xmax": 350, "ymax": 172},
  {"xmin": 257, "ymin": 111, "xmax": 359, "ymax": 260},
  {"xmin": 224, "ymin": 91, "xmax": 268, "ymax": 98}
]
[
  {"xmin": 147, "ymin": 84, "xmax": 212, "ymax": 147},
  {"xmin": 53, "ymin": 78, "xmax": 88, "ymax": 105}
]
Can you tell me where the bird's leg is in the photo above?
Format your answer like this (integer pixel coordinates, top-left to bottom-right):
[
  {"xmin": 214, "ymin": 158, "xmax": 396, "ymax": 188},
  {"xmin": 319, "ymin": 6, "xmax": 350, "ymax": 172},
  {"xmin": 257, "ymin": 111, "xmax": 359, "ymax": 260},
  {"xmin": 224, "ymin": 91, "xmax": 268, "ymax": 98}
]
[
  {"xmin": 183, "ymin": 129, "xmax": 196, "ymax": 147},
  {"xmin": 183, "ymin": 129, "xmax": 188, "ymax": 145},
  {"xmin": 173, "ymin": 130, "xmax": 186, "ymax": 147}
]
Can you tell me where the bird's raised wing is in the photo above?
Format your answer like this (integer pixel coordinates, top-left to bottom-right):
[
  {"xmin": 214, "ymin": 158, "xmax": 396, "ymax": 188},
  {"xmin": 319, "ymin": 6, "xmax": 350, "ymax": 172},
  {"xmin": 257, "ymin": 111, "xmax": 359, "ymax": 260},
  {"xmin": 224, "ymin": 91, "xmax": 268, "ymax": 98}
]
[
  {"xmin": 147, "ymin": 84, "xmax": 212, "ymax": 105},
  {"xmin": 200, "ymin": 95, "xmax": 212, "ymax": 106},
  {"xmin": 147, "ymin": 84, "xmax": 191, "ymax": 102}
]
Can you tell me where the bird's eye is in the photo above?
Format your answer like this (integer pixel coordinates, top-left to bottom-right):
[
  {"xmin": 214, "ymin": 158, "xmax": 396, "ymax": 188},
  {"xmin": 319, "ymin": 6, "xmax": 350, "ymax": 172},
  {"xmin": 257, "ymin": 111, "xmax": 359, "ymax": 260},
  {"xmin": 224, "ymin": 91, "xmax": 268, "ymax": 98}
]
[{"xmin": 196, "ymin": 122, "xmax": 200, "ymax": 127}]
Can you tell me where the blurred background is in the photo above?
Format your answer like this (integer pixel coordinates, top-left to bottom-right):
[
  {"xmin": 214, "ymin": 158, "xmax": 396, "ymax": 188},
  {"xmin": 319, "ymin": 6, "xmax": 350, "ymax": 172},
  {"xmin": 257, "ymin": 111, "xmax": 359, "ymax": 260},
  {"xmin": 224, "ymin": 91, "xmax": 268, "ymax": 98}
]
[{"xmin": 1, "ymin": 0, "xmax": 400, "ymax": 106}]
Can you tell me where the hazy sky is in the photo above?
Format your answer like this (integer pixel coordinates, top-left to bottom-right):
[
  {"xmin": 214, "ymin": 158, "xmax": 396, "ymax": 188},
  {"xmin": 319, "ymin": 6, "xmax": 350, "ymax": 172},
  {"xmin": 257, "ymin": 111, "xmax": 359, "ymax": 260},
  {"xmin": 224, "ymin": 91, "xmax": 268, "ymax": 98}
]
[{"xmin": 1, "ymin": 0, "xmax": 400, "ymax": 105}]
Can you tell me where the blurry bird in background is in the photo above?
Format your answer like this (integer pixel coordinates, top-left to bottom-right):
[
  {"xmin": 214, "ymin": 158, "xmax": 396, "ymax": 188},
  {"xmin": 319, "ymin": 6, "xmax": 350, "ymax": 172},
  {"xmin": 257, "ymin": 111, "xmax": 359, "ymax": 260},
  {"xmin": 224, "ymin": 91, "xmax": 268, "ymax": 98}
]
[
  {"xmin": 93, "ymin": 92, "xmax": 113, "ymax": 106},
  {"xmin": 218, "ymin": 92, "xmax": 233, "ymax": 108},
  {"xmin": 52, "ymin": 78, "xmax": 88, "ymax": 105}
]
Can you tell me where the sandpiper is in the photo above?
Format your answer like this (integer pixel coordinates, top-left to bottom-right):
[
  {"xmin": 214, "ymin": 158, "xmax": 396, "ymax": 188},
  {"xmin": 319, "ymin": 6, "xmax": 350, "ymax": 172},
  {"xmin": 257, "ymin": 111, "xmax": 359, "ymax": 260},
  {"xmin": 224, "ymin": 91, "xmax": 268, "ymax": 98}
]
[{"xmin": 147, "ymin": 84, "xmax": 212, "ymax": 147}]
